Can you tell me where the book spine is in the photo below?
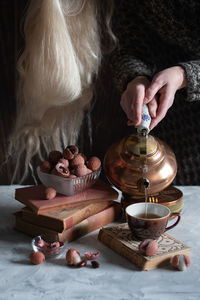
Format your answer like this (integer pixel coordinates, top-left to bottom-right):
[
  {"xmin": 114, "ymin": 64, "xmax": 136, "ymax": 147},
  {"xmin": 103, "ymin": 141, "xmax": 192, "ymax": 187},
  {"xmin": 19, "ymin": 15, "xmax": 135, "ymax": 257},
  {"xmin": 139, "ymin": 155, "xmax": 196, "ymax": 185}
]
[
  {"xmin": 98, "ymin": 229, "xmax": 146, "ymax": 268},
  {"xmin": 59, "ymin": 202, "xmax": 122, "ymax": 242},
  {"xmin": 15, "ymin": 212, "xmax": 58, "ymax": 237},
  {"xmin": 22, "ymin": 211, "xmax": 63, "ymax": 232}
]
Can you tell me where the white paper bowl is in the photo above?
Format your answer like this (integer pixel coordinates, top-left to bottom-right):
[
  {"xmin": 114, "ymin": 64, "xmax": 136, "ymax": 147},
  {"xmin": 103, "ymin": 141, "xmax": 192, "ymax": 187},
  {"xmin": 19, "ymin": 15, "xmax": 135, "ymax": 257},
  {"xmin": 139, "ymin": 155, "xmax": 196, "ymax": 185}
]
[{"xmin": 37, "ymin": 166, "xmax": 101, "ymax": 196}]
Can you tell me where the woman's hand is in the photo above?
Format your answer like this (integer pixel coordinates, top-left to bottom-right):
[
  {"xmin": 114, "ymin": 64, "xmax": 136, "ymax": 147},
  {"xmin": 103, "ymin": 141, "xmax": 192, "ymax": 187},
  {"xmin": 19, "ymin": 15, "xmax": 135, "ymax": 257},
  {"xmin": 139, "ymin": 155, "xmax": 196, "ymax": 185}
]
[
  {"xmin": 120, "ymin": 76, "xmax": 158, "ymax": 127},
  {"xmin": 145, "ymin": 66, "xmax": 187, "ymax": 129},
  {"xmin": 121, "ymin": 66, "xmax": 187, "ymax": 130}
]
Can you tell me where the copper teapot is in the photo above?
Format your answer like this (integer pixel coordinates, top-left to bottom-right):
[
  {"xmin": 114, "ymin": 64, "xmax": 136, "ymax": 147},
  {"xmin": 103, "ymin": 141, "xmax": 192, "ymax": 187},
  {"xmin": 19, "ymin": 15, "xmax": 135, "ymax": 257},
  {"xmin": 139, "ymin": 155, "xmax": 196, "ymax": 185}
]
[{"xmin": 103, "ymin": 105, "xmax": 177, "ymax": 197}]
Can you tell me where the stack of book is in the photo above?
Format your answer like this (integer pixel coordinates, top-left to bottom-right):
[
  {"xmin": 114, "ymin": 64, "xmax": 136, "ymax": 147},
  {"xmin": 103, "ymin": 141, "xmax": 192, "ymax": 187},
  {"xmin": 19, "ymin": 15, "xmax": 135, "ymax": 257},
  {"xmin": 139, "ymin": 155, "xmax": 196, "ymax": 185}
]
[{"xmin": 14, "ymin": 180, "xmax": 122, "ymax": 242}]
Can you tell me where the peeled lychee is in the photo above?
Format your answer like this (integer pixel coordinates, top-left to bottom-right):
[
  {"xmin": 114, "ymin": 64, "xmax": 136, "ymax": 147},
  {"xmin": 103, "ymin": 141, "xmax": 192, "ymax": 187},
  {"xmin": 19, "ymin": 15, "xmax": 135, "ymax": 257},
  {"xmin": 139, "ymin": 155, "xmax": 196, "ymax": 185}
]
[
  {"xmin": 170, "ymin": 254, "xmax": 191, "ymax": 271},
  {"xmin": 53, "ymin": 162, "xmax": 70, "ymax": 178},
  {"xmin": 63, "ymin": 145, "xmax": 79, "ymax": 160},
  {"xmin": 66, "ymin": 248, "xmax": 81, "ymax": 266},
  {"xmin": 58, "ymin": 158, "xmax": 69, "ymax": 168}
]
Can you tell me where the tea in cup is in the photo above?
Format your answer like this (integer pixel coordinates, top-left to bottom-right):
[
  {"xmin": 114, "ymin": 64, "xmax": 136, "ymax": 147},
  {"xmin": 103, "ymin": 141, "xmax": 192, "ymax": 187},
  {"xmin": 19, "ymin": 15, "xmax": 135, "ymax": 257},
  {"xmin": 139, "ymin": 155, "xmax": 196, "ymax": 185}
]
[{"xmin": 126, "ymin": 202, "xmax": 181, "ymax": 240}]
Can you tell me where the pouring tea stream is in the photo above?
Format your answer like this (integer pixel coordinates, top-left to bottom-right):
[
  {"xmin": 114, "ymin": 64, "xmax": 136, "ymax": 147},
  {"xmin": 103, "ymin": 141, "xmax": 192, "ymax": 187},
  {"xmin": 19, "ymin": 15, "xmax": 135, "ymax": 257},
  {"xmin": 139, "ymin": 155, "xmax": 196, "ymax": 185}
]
[{"xmin": 137, "ymin": 104, "xmax": 151, "ymax": 217}]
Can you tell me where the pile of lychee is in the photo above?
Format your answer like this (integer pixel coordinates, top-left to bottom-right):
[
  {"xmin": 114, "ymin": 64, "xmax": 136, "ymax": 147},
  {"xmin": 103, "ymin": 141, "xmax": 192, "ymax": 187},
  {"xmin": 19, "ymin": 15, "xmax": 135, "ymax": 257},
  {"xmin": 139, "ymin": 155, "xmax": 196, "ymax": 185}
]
[
  {"xmin": 29, "ymin": 244, "xmax": 100, "ymax": 269},
  {"xmin": 40, "ymin": 145, "xmax": 101, "ymax": 179}
]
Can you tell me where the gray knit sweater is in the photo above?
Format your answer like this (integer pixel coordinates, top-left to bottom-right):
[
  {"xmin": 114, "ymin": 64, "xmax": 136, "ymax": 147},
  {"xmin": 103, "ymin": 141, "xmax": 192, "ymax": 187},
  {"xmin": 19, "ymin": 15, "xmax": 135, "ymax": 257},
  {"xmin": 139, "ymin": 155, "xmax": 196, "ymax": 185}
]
[
  {"xmin": 89, "ymin": 0, "xmax": 200, "ymax": 185},
  {"xmin": 111, "ymin": 0, "xmax": 200, "ymax": 98}
]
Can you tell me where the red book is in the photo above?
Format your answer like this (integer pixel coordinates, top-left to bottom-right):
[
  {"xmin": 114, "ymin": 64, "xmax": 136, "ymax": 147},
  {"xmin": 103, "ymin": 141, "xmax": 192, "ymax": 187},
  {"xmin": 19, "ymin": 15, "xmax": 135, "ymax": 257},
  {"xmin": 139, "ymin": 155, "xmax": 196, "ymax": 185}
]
[
  {"xmin": 14, "ymin": 202, "xmax": 122, "ymax": 242},
  {"xmin": 15, "ymin": 180, "xmax": 119, "ymax": 214}
]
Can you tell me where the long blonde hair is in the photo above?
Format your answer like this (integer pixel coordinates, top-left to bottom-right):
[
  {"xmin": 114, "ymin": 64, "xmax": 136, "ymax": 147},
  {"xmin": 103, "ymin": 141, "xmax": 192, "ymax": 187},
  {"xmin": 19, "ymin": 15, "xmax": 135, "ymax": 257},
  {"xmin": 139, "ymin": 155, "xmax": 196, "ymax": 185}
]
[{"xmin": 7, "ymin": 0, "xmax": 115, "ymax": 183}]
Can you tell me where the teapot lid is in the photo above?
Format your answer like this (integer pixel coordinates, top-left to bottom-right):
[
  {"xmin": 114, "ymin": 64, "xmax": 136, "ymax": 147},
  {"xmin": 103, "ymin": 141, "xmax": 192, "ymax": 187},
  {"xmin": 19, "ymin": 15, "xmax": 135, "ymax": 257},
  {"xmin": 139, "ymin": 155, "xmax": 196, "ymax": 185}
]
[{"xmin": 121, "ymin": 134, "xmax": 158, "ymax": 163}]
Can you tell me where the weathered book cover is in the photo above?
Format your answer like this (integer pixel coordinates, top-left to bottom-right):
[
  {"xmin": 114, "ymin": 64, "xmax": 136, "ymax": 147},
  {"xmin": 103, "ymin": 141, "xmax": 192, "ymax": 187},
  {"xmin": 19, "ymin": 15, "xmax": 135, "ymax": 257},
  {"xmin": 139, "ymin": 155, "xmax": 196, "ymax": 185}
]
[
  {"xmin": 15, "ymin": 202, "xmax": 122, "ymax": 242},
  {"xmin": 15, "ymin": 180, "xmax": 118, "ymax": 214},
  {"xmin": 21, "ymin": 200, "xmax": 112, "ymax": 232},
  {"xmin": 98, "ymin": 223, "xmax": 191, "ymax": 271}
]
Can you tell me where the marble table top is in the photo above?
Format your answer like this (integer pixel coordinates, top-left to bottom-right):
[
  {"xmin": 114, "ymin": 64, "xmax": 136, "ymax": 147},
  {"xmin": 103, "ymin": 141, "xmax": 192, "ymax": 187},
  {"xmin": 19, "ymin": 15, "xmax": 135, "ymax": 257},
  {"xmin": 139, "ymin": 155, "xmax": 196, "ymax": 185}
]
[{"xmin": 0, "ymin": 185, "xmax": 200, "ymax": 300}]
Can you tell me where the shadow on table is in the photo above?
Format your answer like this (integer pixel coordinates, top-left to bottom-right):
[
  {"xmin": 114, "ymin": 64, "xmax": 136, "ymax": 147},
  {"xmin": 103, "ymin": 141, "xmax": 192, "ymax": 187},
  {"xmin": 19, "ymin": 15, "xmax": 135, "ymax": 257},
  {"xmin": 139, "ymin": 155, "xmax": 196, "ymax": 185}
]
[
  {"xmin": 9, "ymin": 244, "xmax": 31, "ymax": 265},
  {"xmin": 11, "ymin": 258, "xmax": 31, "ymax": 265}
]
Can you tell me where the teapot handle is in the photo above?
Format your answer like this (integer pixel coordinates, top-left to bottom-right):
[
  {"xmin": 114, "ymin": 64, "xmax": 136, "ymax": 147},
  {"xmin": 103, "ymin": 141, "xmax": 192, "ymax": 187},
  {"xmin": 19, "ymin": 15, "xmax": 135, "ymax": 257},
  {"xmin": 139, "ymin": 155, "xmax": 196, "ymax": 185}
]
[{"xmin": 137, "ymin": 104, "xmax": 151, "ymax": 134}]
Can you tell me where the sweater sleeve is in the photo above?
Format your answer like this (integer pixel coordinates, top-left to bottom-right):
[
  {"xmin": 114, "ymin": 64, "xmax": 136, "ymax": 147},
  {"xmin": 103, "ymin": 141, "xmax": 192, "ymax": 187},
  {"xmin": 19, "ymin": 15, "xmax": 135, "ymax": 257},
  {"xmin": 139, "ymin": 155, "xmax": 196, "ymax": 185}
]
[
  {"xmin": 110, "ymin": 47, "xmax": 154, "ymax": 94},
  {"xmin": 109, "ymin": 0, "xmax": 156, "ymax": 94},
  {"xmin": 178, "ymin": 61, "xmax": 200, "ymax": 101}
]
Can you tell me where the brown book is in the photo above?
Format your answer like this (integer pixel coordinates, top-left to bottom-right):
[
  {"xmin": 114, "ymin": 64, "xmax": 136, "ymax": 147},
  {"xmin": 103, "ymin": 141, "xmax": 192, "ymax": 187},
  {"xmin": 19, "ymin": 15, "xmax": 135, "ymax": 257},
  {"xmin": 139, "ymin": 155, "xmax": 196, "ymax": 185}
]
[
  {"xmin": 98, "ymin": 223, "xmax": 191, "ymax": 271},
  {"xmin": 15, "ymin": 202, "xmax": 122, "ymax": 242},
  {"xmin": 21, "ymin": 201, "xmax": 112, "ymax": 232},
  {"xmin": 15, "ymin": 180, "xmax": 118, "ymax": 214}
]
